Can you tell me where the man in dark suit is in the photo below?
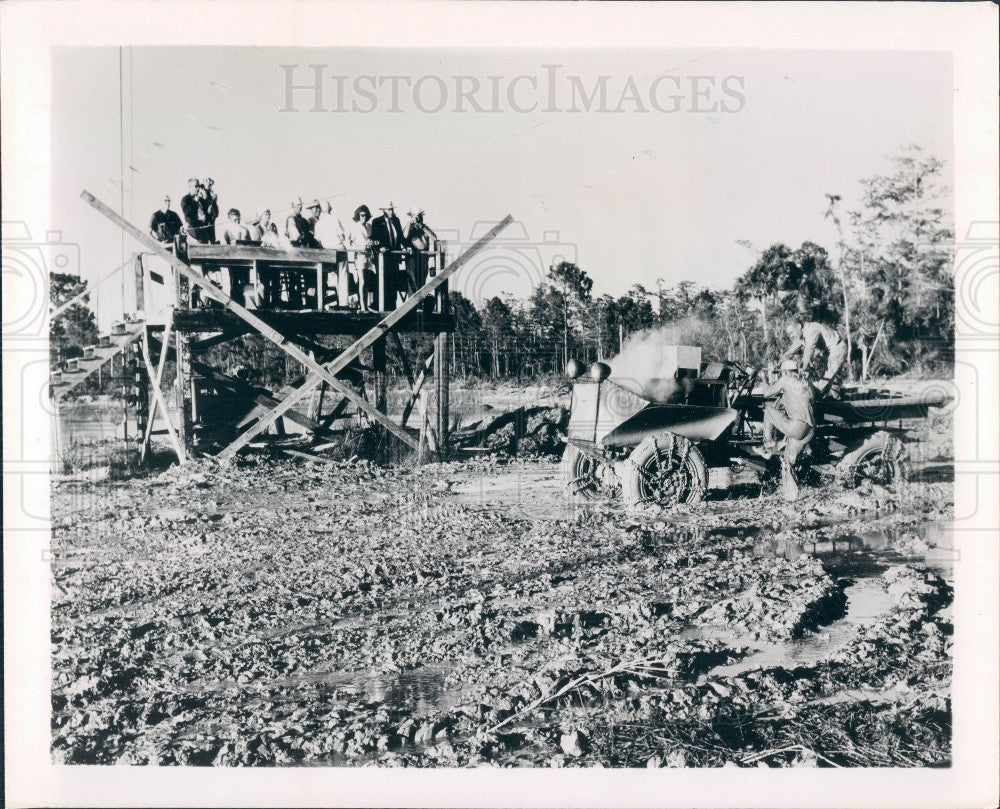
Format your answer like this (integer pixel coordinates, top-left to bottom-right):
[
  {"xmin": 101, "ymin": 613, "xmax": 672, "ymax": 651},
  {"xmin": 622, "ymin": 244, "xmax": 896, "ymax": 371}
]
[
  {"xmin": 180, "ymin": 178, "xmax": 208, "ymax": 243},
  {"xmin": 369, "ymin": 201, "xmax": 406, "ymax": 308}
]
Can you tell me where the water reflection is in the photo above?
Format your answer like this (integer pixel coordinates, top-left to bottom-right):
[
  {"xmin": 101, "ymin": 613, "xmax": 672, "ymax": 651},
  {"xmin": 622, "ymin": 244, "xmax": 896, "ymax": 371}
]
[
  {"xmin": 640, "ymin": 520, "xmax": 952, "ymax": 575},
  {"xmin": 319, "ymin": 665, "xmax": 461, "ymax": 714}
]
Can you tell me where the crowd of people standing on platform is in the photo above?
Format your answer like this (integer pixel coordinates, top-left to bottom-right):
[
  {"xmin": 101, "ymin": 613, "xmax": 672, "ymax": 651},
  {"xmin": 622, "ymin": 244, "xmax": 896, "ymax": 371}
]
[{"xmin": 149, "ymin": 179, "xmax": 438, "ymax": 312}]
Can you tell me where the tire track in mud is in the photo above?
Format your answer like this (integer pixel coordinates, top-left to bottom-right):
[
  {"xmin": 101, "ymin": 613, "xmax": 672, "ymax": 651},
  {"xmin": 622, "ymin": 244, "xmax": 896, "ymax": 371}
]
[{"xmin": 50, "ymin": 455, "xmax": 953, "ymax": 766}]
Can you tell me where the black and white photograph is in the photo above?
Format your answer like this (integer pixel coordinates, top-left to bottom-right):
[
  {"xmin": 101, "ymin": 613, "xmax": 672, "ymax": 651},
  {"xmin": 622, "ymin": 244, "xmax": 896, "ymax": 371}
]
[{"xmin": 3, "ymin": 2, "xmax": 998, "ymax": 807}]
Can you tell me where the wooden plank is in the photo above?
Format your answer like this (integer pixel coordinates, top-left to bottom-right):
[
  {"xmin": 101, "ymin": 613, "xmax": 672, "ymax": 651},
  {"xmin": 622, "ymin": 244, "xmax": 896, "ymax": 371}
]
[
  {"xmin": 214, "ymin": 216, "xmax": 514, "ymax": 457},
  {"xmin": 81, "ymin": 190, "xmax": 418, "ymax": 452},
  {"xmin": 171, "ymin": 309, "xmax": 455, "ymax": 335},
  {"xmin": 133, "ymin": 254, "xmax": 145, "ymax": 313},
  {"xmin": 281, "ymin": 448, "xmax": 341, "ymax": 466},
  {"xmin": 401, "ymin": 354, "xmax": 434, "ymax": 427},
  {"xmin": 187, "ymin": 243, "xmax": 343, "ymax": 263}
]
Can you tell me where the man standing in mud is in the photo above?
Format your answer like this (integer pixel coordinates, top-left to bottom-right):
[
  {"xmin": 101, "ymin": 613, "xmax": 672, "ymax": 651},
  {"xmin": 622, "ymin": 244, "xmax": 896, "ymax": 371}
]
[
  {"xmin": 781, "ymin": 318, "xmax": 847, "ymax": 396},
  {"xmin": 757, "ymin": 359, "xmax": 815, "ymax": 500}
]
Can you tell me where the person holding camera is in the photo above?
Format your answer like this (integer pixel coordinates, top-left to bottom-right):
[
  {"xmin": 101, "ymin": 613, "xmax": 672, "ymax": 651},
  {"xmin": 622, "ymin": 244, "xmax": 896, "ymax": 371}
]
[
  {"xmin": 200, "ymin": 177, "xmax": 220, "ymax": 243},
  {"xmin": 404, "ymin": 207, "xmax": 438, "ymax": 295},
  {"xmin": 180, "ymin": 178, "xmax": 210, "ymax": 243}
]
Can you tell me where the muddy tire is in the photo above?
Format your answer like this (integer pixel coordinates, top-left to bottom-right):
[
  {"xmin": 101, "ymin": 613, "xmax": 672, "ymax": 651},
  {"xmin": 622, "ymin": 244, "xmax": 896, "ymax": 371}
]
[
  {"xmin": 561, "ymin": 444, "xmax": 619, "ymax": 500},
  {"xmin": 835, "ymin": 431, "xmax": 910, "ymax": 489},
  {"xmin": 621, "ymin": 434, "xmax": 707, "ymax": 507}
]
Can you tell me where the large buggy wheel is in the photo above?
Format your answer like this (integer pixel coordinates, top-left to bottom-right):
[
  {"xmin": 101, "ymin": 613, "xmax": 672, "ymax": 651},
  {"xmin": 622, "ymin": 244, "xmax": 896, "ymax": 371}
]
[
  {"xmin": 835, "ymin": 431, "xmax": 910, "ymax": 488},
  {"xmin": 621, "ymin": 434, "xmax": 707, "ymax": 507},
  {"xmin": 561, "ymin": 444, "xmax": 620, "ymax": 500}
]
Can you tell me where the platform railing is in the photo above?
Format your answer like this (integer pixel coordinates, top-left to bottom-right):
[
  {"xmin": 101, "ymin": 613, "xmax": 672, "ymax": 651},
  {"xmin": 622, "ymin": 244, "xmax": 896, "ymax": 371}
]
[{"xmin": 169, "ymin": 236, "xmax": 447, "ymax": 315}]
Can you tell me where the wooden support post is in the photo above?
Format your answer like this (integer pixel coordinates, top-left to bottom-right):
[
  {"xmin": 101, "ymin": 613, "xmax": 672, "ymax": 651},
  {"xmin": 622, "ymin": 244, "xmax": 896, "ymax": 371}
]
[
  {"xmin": 377, "ymin": 251, "xmax": 387, "ymax": 312},
  {"xmin": 175, "ymin": 328, "xmax": 193, "ymax": 455},
  {"xmin": 133, "ymin": 254, "xmax": 145, "ymax": 314},
  {"xmin": 314, "ymin": 382, "xmax": 327, "ymax": 421},
  {"xmin": 372, "ymin": 337, "xmax": 387, "ymax": 416},
  {"xmin": 435, "ymin": 331, "xmax": 450, "ymax": 459},
  {"xmin": 434, "ymin": 278, "xmax": 451, "ymax": 457},
  {"xmin": 140, "ymin": 322, "xmax": 175, "ymax": 463}
]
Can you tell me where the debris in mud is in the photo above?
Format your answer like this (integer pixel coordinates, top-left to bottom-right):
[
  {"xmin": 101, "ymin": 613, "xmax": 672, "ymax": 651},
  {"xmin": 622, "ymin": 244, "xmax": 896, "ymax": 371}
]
[
  {"xmin": 50, "ymin": 450, "xmax": 953, "ymax": 767},
  {"xmin": 455, "ymin": 405, "xmax": 569, "ymax": 458}
]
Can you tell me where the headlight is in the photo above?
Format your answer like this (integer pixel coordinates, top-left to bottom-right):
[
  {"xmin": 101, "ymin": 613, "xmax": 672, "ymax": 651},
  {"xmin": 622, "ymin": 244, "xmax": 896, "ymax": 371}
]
[{"xmin": 590, "ymin": 361, "xmax": 611, "ymax": 382}]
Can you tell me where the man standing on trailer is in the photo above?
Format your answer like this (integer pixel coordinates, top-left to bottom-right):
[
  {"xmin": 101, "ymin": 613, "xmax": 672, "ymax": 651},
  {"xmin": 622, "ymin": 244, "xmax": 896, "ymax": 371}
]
[{"xmin": 781, "ymin": 318, "xmax": 847, "ymax": 396}]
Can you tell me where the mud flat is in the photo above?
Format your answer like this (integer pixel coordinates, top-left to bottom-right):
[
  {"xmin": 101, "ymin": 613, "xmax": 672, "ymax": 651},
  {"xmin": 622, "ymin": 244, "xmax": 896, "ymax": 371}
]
[{"xmin": 50, "ymin": 451, "xmax": 953, "ymax": 767}]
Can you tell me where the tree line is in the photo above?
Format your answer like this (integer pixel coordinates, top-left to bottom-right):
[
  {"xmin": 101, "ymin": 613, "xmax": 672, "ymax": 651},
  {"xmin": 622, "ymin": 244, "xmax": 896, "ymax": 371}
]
[
  {"xmin": 51, "ymin": 145, "xmax": 953, "ymax": 388},
  {"xmin": 438, "ymin": 145, "xmax": 954, "ymax": 383}
]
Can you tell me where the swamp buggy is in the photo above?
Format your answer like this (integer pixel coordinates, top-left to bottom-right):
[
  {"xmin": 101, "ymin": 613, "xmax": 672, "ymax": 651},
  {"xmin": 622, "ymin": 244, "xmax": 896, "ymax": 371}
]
[{"xmin": 561, "ymin": 345, "xmax": 951, "ymax": 506}]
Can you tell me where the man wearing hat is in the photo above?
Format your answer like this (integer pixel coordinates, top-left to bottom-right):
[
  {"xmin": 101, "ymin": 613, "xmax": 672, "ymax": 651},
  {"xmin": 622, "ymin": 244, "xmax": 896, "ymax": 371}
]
[
  {"xmin": 404, "ymin": 207, "xmax": 438, "ymax": 311},
  {"xmin": 369, "ymin": 201, "xmax": 406, "ymax": 308},
  {"xmin": 781, "ymin": 317, "xmax": 847, "ymax": 397},
  {"xmin": 180, "ymin": 178, "xmax": 208, "ymax": 243},
  {"xmin": 756, "ymin": 359, "xmax": 815, "ymax": 500},
  {"xmin": 149, "ymin": 195, "xmax": 183, "ymax": 245},
  {"xmin": 285, "ymin": 198, "xmax": 306, "ymax": 246},
  {"xmin": 306, "ymin": 199, "xmax": 334, "ymax": 248},
  {"xmin": 199, "ymin": 178, "xmax": 220, "ymax": 243}
]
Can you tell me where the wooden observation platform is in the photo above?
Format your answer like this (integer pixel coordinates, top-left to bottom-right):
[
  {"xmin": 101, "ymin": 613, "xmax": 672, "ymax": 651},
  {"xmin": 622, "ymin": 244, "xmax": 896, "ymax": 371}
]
[{"xmin": 80, "ymin": 191, "xmax": 512, "ymax": 463}]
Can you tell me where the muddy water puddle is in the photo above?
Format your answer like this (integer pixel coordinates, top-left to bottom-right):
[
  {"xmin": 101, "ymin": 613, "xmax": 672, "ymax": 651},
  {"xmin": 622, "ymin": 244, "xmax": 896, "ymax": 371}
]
[
  {"xmin": 677, "ymin": 520, "xmax": 954, "ymax": 679},
  {"xmin": 700, "ymin": 577, "xmax": 894, "ymax": 679},
  {"xmin": 304, "ymin": 665, "xmax": 464, "ymax": 714}
]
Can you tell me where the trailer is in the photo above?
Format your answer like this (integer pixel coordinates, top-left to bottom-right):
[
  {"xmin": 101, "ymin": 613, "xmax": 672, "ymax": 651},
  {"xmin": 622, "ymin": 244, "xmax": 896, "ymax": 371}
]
[{"xmin": 561, "ymin": 347, "xmax": 951, "ymax": 506}]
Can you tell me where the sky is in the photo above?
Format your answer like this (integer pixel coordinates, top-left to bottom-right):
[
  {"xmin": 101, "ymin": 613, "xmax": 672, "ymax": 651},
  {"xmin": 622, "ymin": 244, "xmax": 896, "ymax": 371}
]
[{"xmin": 52, "ymin": 46, "xmax": 953, "ymax": 323}]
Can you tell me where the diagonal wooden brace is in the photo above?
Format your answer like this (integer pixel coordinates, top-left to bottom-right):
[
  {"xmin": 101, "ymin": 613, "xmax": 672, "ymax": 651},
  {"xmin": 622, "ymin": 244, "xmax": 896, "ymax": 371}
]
[
  {"xmin": 215, "ymin": 215, "xmax": 515, "ymax": 458},
  {"xmin": 81, "ymin": 190, "xmax": 417, "ymax": 452},
  {"xmin": 140, "ymin": 320, "xmax": 186, "ymax": 463},
  {"xmin": 401, "ymin": 354, "xmax": 434, "ymax": 428}
]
